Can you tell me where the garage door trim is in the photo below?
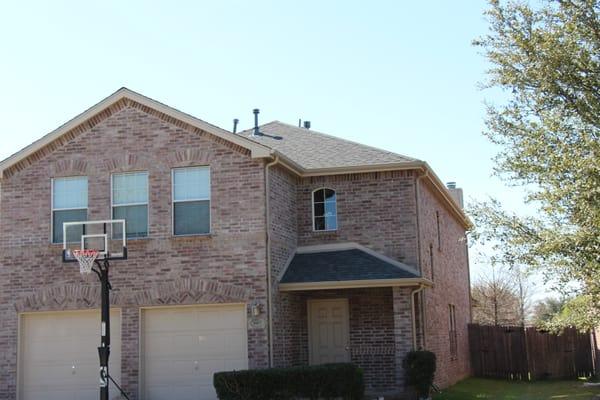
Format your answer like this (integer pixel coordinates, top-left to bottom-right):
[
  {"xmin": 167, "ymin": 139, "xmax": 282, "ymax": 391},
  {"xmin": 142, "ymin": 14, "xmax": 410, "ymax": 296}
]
[{"xmin": 138, "ymin": 303, "xmax": 249, "ymax": 400}]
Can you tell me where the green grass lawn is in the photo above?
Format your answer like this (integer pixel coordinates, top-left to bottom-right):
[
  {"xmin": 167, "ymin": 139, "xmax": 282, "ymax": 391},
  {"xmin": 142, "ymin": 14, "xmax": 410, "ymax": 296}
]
[{"xmin": 433, "ymin": 378, "xmax": 600, "ymax": 400}]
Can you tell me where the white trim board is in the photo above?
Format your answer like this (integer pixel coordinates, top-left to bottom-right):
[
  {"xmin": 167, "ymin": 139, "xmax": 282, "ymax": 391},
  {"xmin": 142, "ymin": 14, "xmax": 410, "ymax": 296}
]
[{"xmin": 280, "ymin": 278, "xmax": 433, "ymax": 292}]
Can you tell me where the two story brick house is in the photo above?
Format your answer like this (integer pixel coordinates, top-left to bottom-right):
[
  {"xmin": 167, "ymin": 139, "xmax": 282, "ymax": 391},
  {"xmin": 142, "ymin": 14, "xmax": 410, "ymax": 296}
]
[{"xmin": 0, "ymin": 88, "xmax": 471, "ymax": 400}]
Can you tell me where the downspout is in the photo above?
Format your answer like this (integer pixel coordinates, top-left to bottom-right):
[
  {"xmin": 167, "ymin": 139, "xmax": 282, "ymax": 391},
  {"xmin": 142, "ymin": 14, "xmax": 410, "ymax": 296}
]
[
  {"xmin": 413, "ymin": 169, "xmax": 429, "ymax": 350},
  {"xmin": 411, "ymin": 284, "xmax": 426, "ymax": 350},
  {"xmin": 265, "ymin": 154, "xmax": 279, "ymax": 367},
  {"xmin": 414, "ymin": 168, "xmax": 429, "ymax": 275}
]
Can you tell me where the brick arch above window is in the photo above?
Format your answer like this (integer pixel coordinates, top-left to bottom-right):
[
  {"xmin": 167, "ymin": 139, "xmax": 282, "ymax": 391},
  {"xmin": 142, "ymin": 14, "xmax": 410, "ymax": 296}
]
[
  {"xmin": 103, "ymin": 153, "xmax": 151, "ymax": 173},
  {"xmin": 50, "ymin": 158, "xmax": 90, "ymax": 177},
  {"xmin": 169, "ymin": 148, "xmax": 212, "ymax": 168}
]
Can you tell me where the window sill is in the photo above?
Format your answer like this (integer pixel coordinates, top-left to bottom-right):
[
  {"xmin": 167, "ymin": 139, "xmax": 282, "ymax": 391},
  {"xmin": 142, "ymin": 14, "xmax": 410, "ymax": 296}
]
[
  {"xmin": 172, "ymin": 233, "xmax": 213, "ymax": 239},
  {"xmin": 127, "ymin": 236, "xmax": 151, "ymax": 241},
  {"xmin": 312, "ymin": 229, "xmax": 338, "ymax": 234}
]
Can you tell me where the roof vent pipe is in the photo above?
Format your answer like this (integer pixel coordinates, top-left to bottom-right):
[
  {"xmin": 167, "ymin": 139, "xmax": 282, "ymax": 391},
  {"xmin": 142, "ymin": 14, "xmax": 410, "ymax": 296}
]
[
  {"xmin": 233, "ymin": 118, "xmax": 239, "ymax": 134},
  {"xmin": 303, "ymin": 121, "xmax": 311, "ymax": 129},
  {"xmin": 253, "ymin": 109, "xmax": 261, "ymax": 136},
  {"xmin": 446, "ymin": 181, "xmax": 456, "ymax": 189}
]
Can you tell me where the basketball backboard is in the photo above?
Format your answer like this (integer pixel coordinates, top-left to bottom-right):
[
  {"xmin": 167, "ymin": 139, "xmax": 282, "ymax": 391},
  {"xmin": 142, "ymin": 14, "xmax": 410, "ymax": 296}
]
[{"xmin": 62, "ymin": 219, "xmax": 127, "ymax": 262}]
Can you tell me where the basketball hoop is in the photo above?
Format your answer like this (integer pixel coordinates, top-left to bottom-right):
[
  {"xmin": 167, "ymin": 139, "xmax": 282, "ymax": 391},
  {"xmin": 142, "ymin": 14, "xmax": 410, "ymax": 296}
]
[{"xmin": 73, "ymin": 249, "xmax": 100, "ymax": 275}]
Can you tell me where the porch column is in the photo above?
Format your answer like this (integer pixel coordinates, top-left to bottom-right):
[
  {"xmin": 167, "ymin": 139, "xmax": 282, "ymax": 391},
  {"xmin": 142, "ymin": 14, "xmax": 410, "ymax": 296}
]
[{"xmin": 393, "ymin": 286, "xmax": 414, "ymax": 390}]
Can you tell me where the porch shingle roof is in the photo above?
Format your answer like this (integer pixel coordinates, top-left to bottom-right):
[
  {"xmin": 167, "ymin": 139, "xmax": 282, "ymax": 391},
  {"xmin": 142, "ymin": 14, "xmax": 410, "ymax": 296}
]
[{"xmin": 280, "ymin": 249, "xmax": 419, "ymax": 284}]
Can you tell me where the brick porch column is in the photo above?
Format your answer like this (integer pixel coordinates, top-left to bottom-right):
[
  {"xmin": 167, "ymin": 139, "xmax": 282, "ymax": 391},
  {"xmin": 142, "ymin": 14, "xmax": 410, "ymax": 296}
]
[{"xmin": 393, "ymin": 286, "xmax": 414, "ymax": 391}]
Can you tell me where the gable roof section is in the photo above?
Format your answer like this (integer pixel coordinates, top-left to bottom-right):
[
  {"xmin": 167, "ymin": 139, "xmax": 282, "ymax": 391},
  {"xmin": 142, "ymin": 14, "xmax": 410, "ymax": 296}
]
[
  {"xmin": 0, "ymin": 87, "xmax": 272, "ymax": 179},
  {"xmin": 238, "ymin": 121, "xmax": 419, "ymax": 171}
]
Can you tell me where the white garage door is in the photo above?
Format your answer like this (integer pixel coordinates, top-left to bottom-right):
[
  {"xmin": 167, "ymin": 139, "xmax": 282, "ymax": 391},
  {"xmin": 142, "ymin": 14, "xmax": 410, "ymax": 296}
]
[
  {"xmin": 19, "ymin": 310, "xmax": 121, "ymax": 400},
  {"xmin": 141, "ymin": 305, "xmax": 248, "ymax": 400}
]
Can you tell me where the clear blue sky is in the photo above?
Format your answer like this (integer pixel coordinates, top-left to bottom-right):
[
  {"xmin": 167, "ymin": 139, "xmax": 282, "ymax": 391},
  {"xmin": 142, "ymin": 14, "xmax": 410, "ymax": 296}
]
[{"xmin": 0, "ymin": 1, "xmax": 547, "ymax": 296}]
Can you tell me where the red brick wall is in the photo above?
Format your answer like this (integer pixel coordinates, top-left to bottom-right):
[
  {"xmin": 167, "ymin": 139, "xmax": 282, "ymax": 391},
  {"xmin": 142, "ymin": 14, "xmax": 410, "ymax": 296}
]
[
  {"xmin": 277, "ymin": 288, "xmax": 397, "ymax": 393},
  {"xmin": 296, "ymin": 170, "xmax": 419, "ymax": 266},
  {"xmin": 268, "ymin": 165, "xmax": 300, "ymax": 366},
  {"xmin": 269, "ymin": 168, "xmax": 423, "ymax": 395},
  {"xmin": 0, "ymin": 103, "xmax": 269, "ymax": 399},
  {"xmin": 418, "ymin": 179, "xmax": 471, "ymax": 388}
]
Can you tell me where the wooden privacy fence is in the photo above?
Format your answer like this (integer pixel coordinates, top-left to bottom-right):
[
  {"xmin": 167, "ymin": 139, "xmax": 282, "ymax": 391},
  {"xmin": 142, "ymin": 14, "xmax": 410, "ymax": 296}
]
[{"xmin": 468, "ymin": 324, "xmax": 595, "ymax": 380}]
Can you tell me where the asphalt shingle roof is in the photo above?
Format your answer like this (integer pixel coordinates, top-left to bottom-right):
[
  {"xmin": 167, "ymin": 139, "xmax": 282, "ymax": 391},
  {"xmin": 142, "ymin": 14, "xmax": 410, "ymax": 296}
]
[
  {"xmin": 238, "ymin": 121, "xmax": 418, "ymax": 170},
  {"xmin": 280, "ymin": 249, "xmax": 419, "ymax": 284}
]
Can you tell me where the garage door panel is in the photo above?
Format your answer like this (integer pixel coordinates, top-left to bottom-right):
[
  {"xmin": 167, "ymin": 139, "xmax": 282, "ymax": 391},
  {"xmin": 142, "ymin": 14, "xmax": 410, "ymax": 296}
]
[
  {"xmin": 22, "ymin": 388, "xmax": 96, "ymax": 400},
  {"xmin": 216, "ymin": 311, "xmax": 247, "ymax": 329},
  {"xmin": 146, "ymin": 384, "xmax": 206, "ymax": 400},
  {"xmin": 142, "ymin": 305, "xmax": 247, "ymax": 400},
  {"xmin": 20, "ymin": 310, "xmax": 121, "ymax": 400},
  {"xmin": 223, "ymin": 358, "xmax": 247, "ymax": 371}
]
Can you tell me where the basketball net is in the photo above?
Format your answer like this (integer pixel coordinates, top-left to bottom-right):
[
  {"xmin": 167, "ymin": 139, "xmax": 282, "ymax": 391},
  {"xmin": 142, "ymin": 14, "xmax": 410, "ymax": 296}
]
[{"xmin": 72, "ymin": 249, "xmax": 100, "ymax": 275}]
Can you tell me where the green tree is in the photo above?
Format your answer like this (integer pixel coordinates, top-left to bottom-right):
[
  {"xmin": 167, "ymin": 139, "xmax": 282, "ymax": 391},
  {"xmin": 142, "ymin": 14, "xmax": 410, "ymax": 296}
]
[
  {"xmin": 545, "ymin": 295, "xmax": 600, "ymax": 330},
  {"xmin": 531, "ymin": 297, "xmax": 566, "ymax": 327},
  {"xmin": 471, "ymin": 0, "xmax": 600, "ymax": 330}
]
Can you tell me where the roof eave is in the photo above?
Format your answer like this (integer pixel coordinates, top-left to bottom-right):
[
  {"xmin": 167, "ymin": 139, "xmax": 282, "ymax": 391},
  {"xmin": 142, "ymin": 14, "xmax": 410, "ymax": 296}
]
[
  {"xmin": 279, "ymin": 277, "xmax": 433, "ymax": 292},
  {"xmin": 0, "ymin": 88, "xmax": 272, "ymax": 179},
  {"xmin": 271, "ymin": 153, "xmax": 472, "ymax": 229}
]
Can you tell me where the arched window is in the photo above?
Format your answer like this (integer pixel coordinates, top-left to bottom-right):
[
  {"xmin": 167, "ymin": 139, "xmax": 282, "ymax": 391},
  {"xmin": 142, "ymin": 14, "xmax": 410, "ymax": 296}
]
[{"xmin": 312, "ymin": 188, "xmax": 337, "ymax": 231}]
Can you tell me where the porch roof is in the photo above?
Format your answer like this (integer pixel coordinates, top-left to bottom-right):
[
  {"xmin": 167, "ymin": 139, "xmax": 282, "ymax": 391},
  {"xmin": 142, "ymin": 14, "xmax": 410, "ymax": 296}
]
[{"xmin": 279, "ymin": 247, "xmax": 431, "ymax": 291}]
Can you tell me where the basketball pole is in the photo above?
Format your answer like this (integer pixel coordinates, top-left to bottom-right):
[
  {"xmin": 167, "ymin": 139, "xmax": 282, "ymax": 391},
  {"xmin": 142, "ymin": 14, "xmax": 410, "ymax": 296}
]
[{"xmin": 97, "ymin": 259, "xmax": 111, "ymax": 400}]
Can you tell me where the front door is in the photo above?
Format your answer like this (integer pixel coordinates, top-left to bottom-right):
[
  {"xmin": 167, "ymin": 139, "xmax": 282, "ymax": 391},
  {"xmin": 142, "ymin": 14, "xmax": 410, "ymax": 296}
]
[{"xmin": 308, "ymin": 299, "xmax": 350, "ymax": 364}]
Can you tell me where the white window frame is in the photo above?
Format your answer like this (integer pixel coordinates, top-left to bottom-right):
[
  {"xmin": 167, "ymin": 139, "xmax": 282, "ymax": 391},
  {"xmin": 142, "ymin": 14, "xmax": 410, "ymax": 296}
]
[
  {"xmin": 50, "ymin": 176, "xmax": 88, "ymax": 244},
  {"xmin": 110, "ymin": 171, "xmax": 150, "ymax": 239},
  {"xmin": 171, "ymin": 166, "xmax": 211, "ymax": 236},
  {"xmin": 312, "ymin": 187, "xmax": 337, "ymax": 232}
]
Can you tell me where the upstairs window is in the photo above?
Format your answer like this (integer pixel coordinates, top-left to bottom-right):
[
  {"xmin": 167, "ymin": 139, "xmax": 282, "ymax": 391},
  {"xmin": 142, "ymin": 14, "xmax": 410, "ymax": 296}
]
[
  {"xmin": 52, "ymin": 176, "xmax": 88, "ymax": 243},
  {"xmin": 172, "ymin": 166, "xmax": 211, "ymax": 235},
  {"xmin": 112, "ymin": 171, "xmax": 149, "ymax": 238},
  {"xmin": 313, "ymin": 188, "xmax": 337, "ymax": 231}
]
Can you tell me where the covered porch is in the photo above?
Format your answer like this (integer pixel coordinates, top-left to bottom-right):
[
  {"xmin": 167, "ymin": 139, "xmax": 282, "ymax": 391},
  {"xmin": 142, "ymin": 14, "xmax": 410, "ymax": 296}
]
[{"xmin": 275, "ymin": 245, "xmax": 431, "ymax": 396}]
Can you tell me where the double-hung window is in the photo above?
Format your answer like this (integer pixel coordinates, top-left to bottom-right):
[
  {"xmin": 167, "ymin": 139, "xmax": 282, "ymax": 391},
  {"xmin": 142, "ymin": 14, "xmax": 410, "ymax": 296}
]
[
  {"xmin": 112, "ymin": 172, "xmax": 149, "ymax": 238},
  {"xmin": 52, "ymin": 176, "xmax": 88, "ymax": 243},
  {"xmin": 172, "ymin": 166, "xmax": 211, "ymax": 235},
  {"xmin": 313, "ymin": 188, "xmax": 337, "ymax": 231}
]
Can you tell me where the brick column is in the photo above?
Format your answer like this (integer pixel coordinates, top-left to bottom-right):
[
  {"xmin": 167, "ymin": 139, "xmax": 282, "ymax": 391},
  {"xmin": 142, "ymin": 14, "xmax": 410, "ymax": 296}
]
[
  {"xmin": 0, "ymin": 304, "xmax": 18, "ymax": 399},
  {"xmin": 393, "ymin": 286, "xmax": 414, "ymax": 391},
  {"xmin": 120, "ymin": 306, "xmax": 139, "ymax": 400}
]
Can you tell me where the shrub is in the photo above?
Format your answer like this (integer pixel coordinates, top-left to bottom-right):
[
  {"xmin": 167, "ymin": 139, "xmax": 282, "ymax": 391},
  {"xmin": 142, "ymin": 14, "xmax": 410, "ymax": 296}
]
[
  {"xmin": 403, "ymin": 350, "xmax": 436, "ymax": 398},
  {"xmin": 213, "ymin": 363, "xmax": 364, "ymax": 400}
]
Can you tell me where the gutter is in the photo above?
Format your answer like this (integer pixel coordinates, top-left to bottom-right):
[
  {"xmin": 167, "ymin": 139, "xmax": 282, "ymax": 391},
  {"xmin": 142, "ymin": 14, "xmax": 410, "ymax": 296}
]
[
  {"xmin": 264, "ymin": 154, "xmax": 279, "ymax": 367},
  {"xmin": 279, "ymin": 278, "xmax": 433, "ymax": 292}
]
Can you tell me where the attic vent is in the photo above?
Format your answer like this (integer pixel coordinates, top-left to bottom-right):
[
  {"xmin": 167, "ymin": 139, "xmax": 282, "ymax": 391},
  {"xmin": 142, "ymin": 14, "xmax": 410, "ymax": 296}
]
[{"xmin": 303, "ymin": 121, "xmax": 311, "ymax": 129}]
